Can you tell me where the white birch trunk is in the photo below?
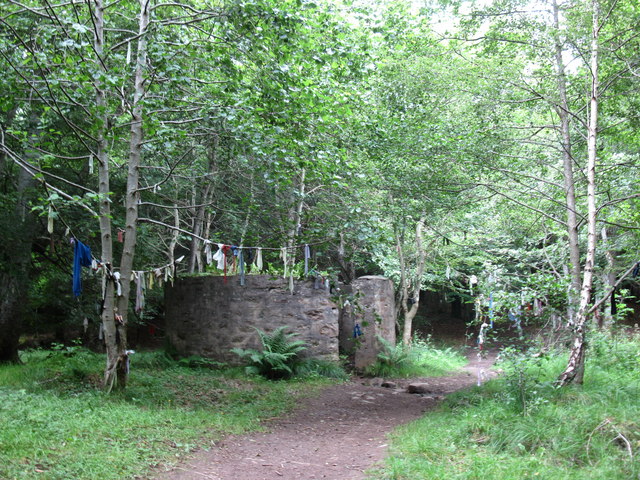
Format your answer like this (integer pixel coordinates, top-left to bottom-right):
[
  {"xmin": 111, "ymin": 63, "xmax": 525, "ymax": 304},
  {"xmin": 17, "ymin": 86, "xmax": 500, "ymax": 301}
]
[
  {"xmin": 553, "ymin": 0, "xmax": 581, "ymax": 306},
  {"xmin": 400, "ymin": 216, "xmax": 427, "ymax": 346},
  {"xmin": 557, "ymin": 0, "xmax": 600, "ymax": 386}
]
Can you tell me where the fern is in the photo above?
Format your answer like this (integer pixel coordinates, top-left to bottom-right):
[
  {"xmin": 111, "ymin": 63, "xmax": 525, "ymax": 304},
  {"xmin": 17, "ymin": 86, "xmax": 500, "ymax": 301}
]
[{"xmin": 231, "ymin": 326, "xmax": 307, "ymax": 380}]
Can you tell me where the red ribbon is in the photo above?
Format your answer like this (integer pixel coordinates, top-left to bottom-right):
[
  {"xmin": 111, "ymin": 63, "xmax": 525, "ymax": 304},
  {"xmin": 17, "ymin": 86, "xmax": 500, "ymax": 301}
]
[{"xmin": 222, "ymin": 245, "xmax": 232, "ymax": 283}]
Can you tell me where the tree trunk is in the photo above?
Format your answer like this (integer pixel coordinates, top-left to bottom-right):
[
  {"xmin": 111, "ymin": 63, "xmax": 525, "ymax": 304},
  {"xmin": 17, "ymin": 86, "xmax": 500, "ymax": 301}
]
[
  {"xmin": 0, "ymin": 165, "xmax": 35, "ymax": 362},
  {"xmin": 600, "ymin": 227, "xmax": 616, "ymax": 326},
  {"xmin": 337, "ymin": 232, "xmax": 356, "ymax": 283},
  {"xmin": 187, "ymin": 137, "xmax": 218, "ymax": 273},
  {"xmin": 553, "ymin": 0, "xmax": 581, "ymax": 314},
  {"xmin": 557, "ymin": 0, "xmax": 600, "ymax": 386},
  {"xmin": 285, "ymin": 168, "xmax": 306, "ymax": 270},
  {"xmin": 400, "ymin": 216, "xmax": 427, "ymax": 346},
  {"xmin": 0, "ymin": 274, "xmax": 22, "ymax": 363},
  {"xmin": 93, "ymin": 0, "xmax": 118, "ymax": 390},
  {"xmin": 99, "ymin": 0, "xmax": 151, "ymax": 390},
  {"xmin": 187, "ymin": 183, "xmax": 211, "ymax": 273},
  {"xmin": 0, "ymin": 118, "xmax": 39, "ymax": 362}
]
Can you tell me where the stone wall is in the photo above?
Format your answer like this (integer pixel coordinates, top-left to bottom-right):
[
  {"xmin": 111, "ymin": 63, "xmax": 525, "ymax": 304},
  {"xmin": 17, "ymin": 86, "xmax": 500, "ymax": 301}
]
[
  {"xmin": 165, "ymin": 274, "xmax": 397, "ymax": 369},
  {"xmin": 165, "ymin": 275, "xmax": 339, "ymax": 364}
]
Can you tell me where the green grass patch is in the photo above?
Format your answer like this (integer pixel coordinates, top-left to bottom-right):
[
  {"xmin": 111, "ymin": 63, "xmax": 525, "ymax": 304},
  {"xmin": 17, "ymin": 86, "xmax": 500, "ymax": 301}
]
[
  {"xmin": 365, "ymin": 335, "xmax": 467, "ymax": 378},
  {"xmin": 0, "ymin": 348, "xmax": 336, "ymax": 479},
  {"xmin": 372, "ymin": 331, "xmax": 640, "ymax": 479}
]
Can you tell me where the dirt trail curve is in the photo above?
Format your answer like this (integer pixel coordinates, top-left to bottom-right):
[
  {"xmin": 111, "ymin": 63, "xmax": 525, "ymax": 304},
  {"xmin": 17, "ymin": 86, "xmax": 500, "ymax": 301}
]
[{"xmin": 154, "ymin": 352, "xmax": 497, "ymax": 480}]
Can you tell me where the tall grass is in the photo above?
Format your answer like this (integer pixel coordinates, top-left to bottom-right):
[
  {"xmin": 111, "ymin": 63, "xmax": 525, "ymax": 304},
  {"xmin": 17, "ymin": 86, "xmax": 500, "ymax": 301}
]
[
  {"xmin": 0, "ymin": 347, "xmax": 333, "ymax": 479},
  {"xmin": 365, "ymin": 335, "xmax": 467, "ymax": 378},
  {"xmin": 373, "ymin": 330, "xmax": 640, "ymax": 479}
]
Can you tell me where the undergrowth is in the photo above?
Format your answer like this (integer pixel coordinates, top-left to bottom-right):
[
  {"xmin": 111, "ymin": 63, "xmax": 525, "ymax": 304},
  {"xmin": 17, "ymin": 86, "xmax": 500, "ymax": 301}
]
[
  {"xmin": 231, "ymin": 326, "xmax": 349, "ymax": 380},
  {"xmin": 374, "ymin": 330, "xmax": 640, "ymax": 479},
  {"xmin": 0, "ymin": 347, "xmax": 334, "ymax": 479},
  {"xmin": 364, "ymin": 335, "xmax": 467, "ymax": 378}
]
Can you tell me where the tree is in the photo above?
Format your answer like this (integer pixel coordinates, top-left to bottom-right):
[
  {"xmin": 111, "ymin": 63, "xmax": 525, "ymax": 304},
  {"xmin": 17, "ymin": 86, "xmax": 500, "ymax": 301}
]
[{"xmin": 434, "ymin": 0, "xmax": 640, "ymax": 383}]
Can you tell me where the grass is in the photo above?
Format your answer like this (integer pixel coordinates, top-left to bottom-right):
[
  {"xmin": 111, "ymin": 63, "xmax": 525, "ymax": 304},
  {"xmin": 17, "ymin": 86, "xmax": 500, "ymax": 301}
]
[
  {"xmin": 0, "ymin": 347, "xmax": 337, "ymax": 480},
  {"xmin": 372, "ymin": 330, "xmax": 640, "ymax": 479},
  {"xmin": 364, "ymin": 335, "xmax": 468, "ymax": 378}
]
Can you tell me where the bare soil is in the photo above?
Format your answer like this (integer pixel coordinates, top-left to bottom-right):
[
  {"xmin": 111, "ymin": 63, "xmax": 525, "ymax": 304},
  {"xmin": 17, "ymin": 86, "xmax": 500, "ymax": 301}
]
[{"xmin": 153, "ymin": 352, "xmax": 497, "ymax": 480}]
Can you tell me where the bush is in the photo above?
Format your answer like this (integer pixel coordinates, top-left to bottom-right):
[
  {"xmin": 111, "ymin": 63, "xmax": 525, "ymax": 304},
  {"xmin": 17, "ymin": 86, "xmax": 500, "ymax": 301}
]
[
  {"xmin": 294, "ymin": 357, "xmax": 349, "ymax": 380},
  {"xmin": 231, "ymin": 327, "xmax": 307, "ymax": 380},
  {"xmin": 365, "ymin": 335, "xmax": 467, "ymax": 378}
]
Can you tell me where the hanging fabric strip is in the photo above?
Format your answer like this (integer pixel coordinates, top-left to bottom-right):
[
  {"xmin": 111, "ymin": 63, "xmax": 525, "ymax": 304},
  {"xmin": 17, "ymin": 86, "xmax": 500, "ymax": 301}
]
[
  {"xmin": 353, "ymin": 323, "xmax": 363, "ymax": 338},
  {"xmin": 113, "ymin": 271, "xmax": 122, "ymax": 296},
  {"xmin": 135, "ymin": 271, "xmax": 145, "ymax": 314},
  {"xmin": 469, "ymin": 274, "xmax": 478, "ymax": 296},
  {"xmin": 280, "ymin": 247, "xmax": 288, "ymax": 279},
  {"xmin": 72, "ymin": 238, "xmax": 92, "ymax": 297},
  {"xmin": 47, "ymin": 205, "xmax": 54, "ymax": 234},
  {"xmin": 255, "ymin": 247, "xmax": 263, "ymax": 272},
  {"xmin": 204, "ymin": 241, "xmax": 212, "ymax": 266},
  {"xmin": 213, "ymin": 244, "xmax": 225, "ymax": 270},
  {"xmin": 289, "ymin": 272, "xmax": 294, "ymax": 294},
  {"xmin": 88, "ymin": 154, "xmax": 94, "ymax": 174},
  {"xmin": 304, "ymin": 244, "xmax": 310, "ymax": 276},
  {"xmin": 221, "ymin": 245, "xmax": 231, "ymax": 283},
  {"xmin": 238, "ymin": 248, "xmax": 245, "ymax": 286}
]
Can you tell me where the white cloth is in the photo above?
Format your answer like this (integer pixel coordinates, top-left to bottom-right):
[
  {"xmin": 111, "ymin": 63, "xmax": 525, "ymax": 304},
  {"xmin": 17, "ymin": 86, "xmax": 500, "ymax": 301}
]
[
  {"xmin": 280, "ymin": 247, "xmax": 288, "ymax": 279},
  {"xmin": 47, "ymin": 206, "xmax": 54, "ymax": 234},
  {"xmin": 254, "ymin": 248, "xmax": 263, "ymax": 271},
  {"xmin": 113, "ymin": 272, "xmax": 122, "ymax": 296},
  {"xmin": 212, "ymin": 244, "xmax": 225, "ymax": 270},
  {"xmin": 204, "ymin": 241, "xmax": 213, "ymax": 265}
]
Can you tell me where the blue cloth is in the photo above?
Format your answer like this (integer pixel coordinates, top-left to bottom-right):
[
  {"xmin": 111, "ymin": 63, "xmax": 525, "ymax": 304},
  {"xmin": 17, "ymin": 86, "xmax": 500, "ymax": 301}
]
[
  {"xmin": 73, "ymin": 239, "xmax": 92, "ymax": 297},
  {"xmin": 353, "ymin": 323, "xmax": 363, "ymax": 338}
]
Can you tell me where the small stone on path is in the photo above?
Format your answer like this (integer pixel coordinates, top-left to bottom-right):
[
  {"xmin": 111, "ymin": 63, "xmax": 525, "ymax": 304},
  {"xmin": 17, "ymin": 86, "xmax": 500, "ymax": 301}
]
[{"xmin": 407, "ymin": 383, "xmax": 432, "ymax": 394}]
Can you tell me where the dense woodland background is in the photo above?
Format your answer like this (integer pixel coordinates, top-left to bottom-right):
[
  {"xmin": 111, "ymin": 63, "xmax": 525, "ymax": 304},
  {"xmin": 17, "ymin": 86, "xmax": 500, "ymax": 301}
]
[{"xmin": 1, "ymin": 0, "xmax": 639, "ymax": 385}]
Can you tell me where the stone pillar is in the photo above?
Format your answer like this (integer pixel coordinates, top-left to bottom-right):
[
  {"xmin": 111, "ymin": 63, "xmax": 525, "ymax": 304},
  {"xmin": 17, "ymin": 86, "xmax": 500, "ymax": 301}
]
[{"xmin": 351, "ymin": 276, "xmax": 396, "ymax": 371}]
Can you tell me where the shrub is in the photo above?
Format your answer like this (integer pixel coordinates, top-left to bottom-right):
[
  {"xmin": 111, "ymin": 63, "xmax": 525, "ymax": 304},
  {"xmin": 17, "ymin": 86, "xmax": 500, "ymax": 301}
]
[
  {"xmin": 364, "ymin": 335, "xmax": 466, "ymax": 378},
  {"xmin": 231, "ymin": 326, "xmax": 307, "ymax": 380},
  {"xmin": 294, "ymin": 357, "xmax": 349, "ymax": 380}
]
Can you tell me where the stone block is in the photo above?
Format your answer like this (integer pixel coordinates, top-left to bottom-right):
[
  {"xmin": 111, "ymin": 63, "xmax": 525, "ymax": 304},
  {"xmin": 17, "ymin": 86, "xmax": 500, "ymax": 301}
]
[{"xmin": 407, "ymin": 383, "xmax": 432, "ymax": 394}]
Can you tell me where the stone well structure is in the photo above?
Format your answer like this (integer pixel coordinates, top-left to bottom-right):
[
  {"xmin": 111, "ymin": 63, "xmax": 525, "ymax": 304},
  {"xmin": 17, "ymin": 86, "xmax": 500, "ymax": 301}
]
[{"xmin": 165, "ymin": 274, "xmax": 395, "ymax": 369}]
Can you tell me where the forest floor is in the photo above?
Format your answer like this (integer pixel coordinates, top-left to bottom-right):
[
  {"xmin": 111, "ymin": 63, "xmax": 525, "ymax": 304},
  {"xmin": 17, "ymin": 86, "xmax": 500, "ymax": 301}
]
[{"xmin": 154, "ymin": 351, "xmax": 498, "ymax": 480}]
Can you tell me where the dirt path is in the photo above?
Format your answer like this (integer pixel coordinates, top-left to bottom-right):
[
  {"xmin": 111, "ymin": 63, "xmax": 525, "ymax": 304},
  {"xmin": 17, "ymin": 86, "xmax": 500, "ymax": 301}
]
[{"xmin": 154, "ymin": 352, "xmax": 497, "ymax": 480}]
